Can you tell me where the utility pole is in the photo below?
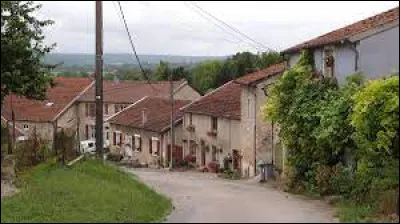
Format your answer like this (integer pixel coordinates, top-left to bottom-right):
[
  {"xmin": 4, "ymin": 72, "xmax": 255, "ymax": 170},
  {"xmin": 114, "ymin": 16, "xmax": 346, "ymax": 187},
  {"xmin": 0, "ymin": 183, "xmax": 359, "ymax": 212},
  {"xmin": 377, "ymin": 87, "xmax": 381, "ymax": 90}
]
[
  {"xmin": 169, "ymin": 71, "xmax": 174, "ymax": 169},
  {"xmin": 95, "ymin": 1, "xmax": 104, "ymax": 158}
]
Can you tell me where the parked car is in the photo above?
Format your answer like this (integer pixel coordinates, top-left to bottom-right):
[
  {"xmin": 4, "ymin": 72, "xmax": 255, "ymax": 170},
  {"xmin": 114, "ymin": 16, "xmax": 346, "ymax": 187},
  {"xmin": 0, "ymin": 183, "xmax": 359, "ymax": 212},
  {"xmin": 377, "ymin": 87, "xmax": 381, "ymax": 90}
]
[{"xmin": 80, "ymin": 139, "xmax": 109, "ymax": 154}]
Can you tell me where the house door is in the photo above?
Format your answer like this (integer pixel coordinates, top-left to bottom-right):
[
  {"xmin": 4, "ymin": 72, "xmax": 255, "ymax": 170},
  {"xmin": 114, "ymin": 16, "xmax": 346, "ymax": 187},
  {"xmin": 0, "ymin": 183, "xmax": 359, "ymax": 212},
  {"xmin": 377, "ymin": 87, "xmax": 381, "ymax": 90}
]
[
  {"xmin": 201, "ymin": 146, "xmax": 206, "ymax": 166},
  {"xmin": 232, "ymin": 149, "xmax": 241, "ymax": 170}
]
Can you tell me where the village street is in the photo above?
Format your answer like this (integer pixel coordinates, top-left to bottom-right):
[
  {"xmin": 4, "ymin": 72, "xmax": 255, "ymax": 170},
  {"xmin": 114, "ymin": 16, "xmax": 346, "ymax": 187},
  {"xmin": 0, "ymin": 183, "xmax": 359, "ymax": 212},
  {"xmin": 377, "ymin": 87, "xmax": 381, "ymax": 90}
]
[{"xmin": 124, "ymin": 168, "xmax": 338, "ymax": 223}]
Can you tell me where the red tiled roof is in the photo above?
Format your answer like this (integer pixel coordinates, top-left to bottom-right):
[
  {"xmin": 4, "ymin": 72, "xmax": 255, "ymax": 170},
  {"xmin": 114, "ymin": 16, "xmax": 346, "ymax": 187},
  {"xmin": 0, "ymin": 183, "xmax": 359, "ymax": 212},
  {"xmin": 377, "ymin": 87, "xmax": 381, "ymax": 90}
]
[
  {"xmin": 234, "ymin": 62, "xmax": 286, "ymax": 85},
  {"xmin": 182, "ymin": 81, "xmax": 241, "ymax": 120},
  {"xmin": 78, "ymin": 80, "xmax": 187, "ymax": 103},
  {"xmin": 283, "ymin": 7, "xmax": 399, "ymax": 53},
  {"xmin": 108, "ymin": 97, "xmax": 191, "ymax": 133},
  {"xmin": 1, "ymin": 77, "xmax": 93, "ymax": 122}
]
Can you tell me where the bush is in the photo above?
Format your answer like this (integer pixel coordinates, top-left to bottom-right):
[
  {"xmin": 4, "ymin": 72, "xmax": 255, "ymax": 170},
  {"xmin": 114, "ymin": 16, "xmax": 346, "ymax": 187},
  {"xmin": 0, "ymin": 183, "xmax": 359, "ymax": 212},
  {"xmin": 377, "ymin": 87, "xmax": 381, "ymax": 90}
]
[{"xmin": 219, "ymin": 169, "xmax": 241, "ymax": 180}]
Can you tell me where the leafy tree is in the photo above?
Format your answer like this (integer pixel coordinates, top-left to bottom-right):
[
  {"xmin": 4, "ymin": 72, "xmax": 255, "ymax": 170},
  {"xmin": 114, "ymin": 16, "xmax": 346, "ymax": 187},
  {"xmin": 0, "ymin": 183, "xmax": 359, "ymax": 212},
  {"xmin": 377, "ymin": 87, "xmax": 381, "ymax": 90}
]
[{"xmin": 1, "ymin": 1, "xmax": 55, "ymax": 105}]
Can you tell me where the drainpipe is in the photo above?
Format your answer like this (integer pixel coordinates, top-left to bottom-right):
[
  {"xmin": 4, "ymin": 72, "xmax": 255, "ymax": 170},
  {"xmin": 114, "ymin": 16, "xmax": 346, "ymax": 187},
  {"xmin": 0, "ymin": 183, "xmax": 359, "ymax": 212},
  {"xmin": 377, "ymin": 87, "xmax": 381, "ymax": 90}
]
[{"xmin": 253, "ymin": 86, "xmax": 257, "ymax": 176}]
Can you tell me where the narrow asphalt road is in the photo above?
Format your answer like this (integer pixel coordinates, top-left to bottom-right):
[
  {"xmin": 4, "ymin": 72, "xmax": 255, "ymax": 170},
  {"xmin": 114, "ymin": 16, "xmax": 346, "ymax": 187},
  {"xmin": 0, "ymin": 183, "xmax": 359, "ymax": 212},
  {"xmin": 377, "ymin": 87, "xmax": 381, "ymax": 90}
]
[{"xmin": 124, "ymin": 168, "xmax": 337, "ymax": 223}]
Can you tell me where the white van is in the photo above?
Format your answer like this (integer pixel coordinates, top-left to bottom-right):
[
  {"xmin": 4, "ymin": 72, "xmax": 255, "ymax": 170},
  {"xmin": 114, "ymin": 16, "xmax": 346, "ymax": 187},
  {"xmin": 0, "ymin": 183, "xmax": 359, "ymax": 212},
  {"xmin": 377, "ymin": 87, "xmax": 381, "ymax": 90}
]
[{"xmin": 80, "ymin": 139, "xmax": 110, "ymax": 154}]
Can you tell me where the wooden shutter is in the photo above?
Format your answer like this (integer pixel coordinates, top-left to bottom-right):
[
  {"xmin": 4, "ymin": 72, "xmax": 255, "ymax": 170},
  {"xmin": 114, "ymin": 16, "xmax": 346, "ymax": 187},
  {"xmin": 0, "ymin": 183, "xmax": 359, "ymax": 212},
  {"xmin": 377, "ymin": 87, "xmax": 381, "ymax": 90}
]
[
  {"xmin": 149, "ymin": 138, "xmax": 152, "ymax": 154},
  {"xmin": 113, "ymin": 132, "xmax": 116, "ymax": 145},
  {"xmin": 139, "ymin": 137, "xmax": 142, "ymax": 152},
  {"xmin": 85, "ymin": 103, "xmax": 89, "ymax": 117},
  {"xmin": 85, "ymin": 125, "xmax": 89, "ymax": 139},
  {"xmin": 120, "ymin": 133, "xmax": 124, "ymax": 147}
]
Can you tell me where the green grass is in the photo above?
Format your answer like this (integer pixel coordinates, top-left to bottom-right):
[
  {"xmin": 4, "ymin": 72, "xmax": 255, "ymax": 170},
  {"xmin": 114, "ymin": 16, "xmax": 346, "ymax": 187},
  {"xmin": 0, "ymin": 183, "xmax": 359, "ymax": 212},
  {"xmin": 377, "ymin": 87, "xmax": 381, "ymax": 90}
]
[{"xmin": 1, "ymin": 158, "xmax": 172, "ymax": 223}]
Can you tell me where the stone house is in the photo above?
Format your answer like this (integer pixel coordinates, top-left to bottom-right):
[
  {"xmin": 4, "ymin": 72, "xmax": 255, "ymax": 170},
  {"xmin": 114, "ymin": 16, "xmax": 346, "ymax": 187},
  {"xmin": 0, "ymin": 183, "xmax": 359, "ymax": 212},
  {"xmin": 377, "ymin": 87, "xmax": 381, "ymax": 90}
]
[
  {"xmin": 282, "ymin": 7, "xmax": 399, "ymax": 84},
  {"xmin": 75, "ymin": 79, "xmax": 201, "ymax": 147},
  {"xmin": 234, "ymin": 62, "xmax": 286, "ymax": 177},
  {"xmin": 181, "ymin": 81, "xmax": 243, "ymax": 172},
  {"xmin": 106, "ymin": 97, "xmax": 191, "ymax": 168},
  {"xmin": 181, "ymin": 63, "xmax": 286, "ymax": 178},
  {"xmin": 1, "ymin": 77, "xmax": 94, "ymax": 149}
]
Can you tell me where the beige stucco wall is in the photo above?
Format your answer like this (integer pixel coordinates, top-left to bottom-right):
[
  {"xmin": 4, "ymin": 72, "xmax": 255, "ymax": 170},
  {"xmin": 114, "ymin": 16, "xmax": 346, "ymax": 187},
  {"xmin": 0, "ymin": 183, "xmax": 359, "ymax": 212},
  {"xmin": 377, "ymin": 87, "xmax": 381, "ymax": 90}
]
[
  {"xmin": 109, "ymin": 122, "xmax": 183, "ymax": 168},
  {"xmin": 182, "ymin": 113, "xmax": 241, "ymax": 169},
  {"xmin": 239, "ymin": 76, "xmax": 282, "ymax": 177}
]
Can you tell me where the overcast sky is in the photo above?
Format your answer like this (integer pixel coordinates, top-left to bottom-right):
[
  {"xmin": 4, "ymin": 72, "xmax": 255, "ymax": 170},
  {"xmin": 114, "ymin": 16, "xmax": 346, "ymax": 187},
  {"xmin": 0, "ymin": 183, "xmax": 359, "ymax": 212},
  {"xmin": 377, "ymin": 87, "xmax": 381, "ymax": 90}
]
[{"xmin": 36, "ymin": 1, "xmax": 399, "ymax": 56}]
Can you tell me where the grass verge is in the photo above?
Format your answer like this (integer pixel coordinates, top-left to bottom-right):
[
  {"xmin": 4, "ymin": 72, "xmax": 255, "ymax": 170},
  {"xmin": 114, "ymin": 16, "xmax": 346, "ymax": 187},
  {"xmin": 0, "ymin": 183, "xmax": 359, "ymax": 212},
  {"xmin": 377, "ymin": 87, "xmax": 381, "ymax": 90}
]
[{"xmin": 1, "ymin": 158, "xmax": 172, "ymax": 223}]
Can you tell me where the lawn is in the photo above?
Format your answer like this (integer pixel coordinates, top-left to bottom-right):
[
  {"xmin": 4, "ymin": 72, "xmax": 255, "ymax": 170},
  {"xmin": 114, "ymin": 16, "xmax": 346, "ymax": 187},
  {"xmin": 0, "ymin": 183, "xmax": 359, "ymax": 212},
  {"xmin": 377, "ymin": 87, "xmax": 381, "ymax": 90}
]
[{"xmin": 1, "ymin": 158, "xmax": 172, "ymax": 223}]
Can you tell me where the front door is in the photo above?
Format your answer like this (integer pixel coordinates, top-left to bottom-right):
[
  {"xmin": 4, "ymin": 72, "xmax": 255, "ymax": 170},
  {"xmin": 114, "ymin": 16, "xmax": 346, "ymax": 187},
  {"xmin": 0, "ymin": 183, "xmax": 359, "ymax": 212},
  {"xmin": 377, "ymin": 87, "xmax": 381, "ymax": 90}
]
[
  {"xmin": 201, "ymin": 146, "xmax": 206, "ymax": 166},
  {"xmin": 232, "ymin": 149, "xmax": 241, "ymax": 170}
]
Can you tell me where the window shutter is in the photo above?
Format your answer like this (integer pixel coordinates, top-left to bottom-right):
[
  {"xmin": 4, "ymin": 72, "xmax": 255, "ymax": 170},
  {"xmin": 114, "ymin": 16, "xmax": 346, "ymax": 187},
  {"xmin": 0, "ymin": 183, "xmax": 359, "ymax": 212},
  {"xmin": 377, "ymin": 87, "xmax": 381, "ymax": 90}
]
[
  {"xmin": 120, "ymin": 133, "xmax": 124, "ymax": 147},
  {"xmin": 139, "ymin": 137, "xmax": 142, "ymax": 152},
  {"xmin": 149, "ymin": 138, "xmax": 152, "ymax": 154},
  {"xmin": 85, "ymin": 125, "xmax": 89, "ymax": 139},
  {"xmin": 113, "ymin": 132, "xmax": 116, "ymax": 145},
  {"xmin": 85, "ymin": 103, "xmax": 89, "ymax": 117}
]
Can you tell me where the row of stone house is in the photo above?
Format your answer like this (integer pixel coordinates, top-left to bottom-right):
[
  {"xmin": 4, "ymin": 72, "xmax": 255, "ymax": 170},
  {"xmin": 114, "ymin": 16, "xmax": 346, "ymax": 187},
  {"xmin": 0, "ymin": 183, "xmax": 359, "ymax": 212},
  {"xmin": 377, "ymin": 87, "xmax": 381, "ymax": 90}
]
[{"xmin": 2, "ymin": 6, "xmax": 398, "ymax": 178}]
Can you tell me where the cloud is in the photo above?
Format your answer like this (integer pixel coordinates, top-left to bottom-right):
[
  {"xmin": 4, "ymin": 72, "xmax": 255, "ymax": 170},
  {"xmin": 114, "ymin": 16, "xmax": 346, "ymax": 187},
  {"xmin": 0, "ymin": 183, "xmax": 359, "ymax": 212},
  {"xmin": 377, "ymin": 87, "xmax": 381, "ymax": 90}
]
[{"xmin": 36, "ymin": 1, "xmax": 399, "ymax": 56}]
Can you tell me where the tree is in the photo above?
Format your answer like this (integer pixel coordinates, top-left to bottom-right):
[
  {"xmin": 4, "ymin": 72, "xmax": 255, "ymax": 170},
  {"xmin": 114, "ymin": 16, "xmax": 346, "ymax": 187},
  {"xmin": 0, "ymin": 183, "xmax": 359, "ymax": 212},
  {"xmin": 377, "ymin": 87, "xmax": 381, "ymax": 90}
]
[{"xmin": 1, "ymin": 1, "xmax": 55, "ymax": 105}]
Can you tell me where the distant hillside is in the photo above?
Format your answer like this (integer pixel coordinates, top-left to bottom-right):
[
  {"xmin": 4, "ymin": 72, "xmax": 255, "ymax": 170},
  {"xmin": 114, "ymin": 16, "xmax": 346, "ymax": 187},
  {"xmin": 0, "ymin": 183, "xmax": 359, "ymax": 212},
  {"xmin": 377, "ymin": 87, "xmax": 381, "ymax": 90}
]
[{"xmin": 44, "ymin": 53, "xmax": 227, "ymax": 67}]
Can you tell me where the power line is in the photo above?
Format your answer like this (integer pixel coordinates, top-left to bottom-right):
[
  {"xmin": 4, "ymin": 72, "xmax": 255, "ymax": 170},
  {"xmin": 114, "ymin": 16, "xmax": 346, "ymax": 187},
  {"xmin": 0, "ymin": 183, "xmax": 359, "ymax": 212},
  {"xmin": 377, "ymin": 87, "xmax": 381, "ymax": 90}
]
[
  {"xmin": 115, "ymin": 1, "xmax": 160, "ymax": 92},
  {"xmin": 187, "ymin": 1, "xmax": 276, "ymax": 52},
  {"xmin": 183, "ymin": 2, "xmax": 260, "ymax": 50}
]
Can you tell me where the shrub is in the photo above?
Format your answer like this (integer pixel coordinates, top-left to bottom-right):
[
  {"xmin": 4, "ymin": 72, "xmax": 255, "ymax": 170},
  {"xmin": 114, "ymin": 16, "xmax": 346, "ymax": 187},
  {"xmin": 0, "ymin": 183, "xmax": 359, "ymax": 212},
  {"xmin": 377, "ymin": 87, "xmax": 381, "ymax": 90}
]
[{"xmin": 175, "ymin": 159, "xmax": 188, "ymax": 168}]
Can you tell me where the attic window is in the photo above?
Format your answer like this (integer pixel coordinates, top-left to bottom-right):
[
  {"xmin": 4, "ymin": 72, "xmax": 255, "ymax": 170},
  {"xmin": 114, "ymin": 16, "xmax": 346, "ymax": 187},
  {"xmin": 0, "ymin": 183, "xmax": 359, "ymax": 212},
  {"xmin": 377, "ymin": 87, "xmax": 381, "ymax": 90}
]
[{"xmin": 45, "ymin": 102, "xmax": 54, "ymax": 107}]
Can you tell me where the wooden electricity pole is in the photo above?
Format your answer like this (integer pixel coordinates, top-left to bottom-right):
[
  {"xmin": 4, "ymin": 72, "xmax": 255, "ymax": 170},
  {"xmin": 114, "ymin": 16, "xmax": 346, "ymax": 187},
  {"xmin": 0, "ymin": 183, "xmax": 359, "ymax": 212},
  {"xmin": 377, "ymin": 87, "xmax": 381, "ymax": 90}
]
[{"xmin": 95, "ymin": 1, "xmax": 104, "ymax": 158}]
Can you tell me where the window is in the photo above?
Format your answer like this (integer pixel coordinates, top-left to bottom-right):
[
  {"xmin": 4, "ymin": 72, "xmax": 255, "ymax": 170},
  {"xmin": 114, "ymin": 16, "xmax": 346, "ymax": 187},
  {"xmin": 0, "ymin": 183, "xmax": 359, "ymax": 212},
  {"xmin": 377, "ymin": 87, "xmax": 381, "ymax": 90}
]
[
  {"xmin": 106, "ymin": 131, "xmax": 109, "ymax": 140},
  {"xmin": 189, "ymin": 113, "xmax": 193, "ymax": 125},
  {"xmin": 190, "ymin": 143, "xmax": 196, "ymax": 155},
  {"xmin": 151, "ymin": 137, "xmax": 160, "ymax": 156},
  {"xmin": 23, "ymin": 124, "xmax": 29, "ymax": 130},
  {"xmin": 114, "ymin": 104, "xmax": 119, "ymax": 113},
  {"xmin": 104, "ymin": 104, "xmax": 109, "ymax": 115},
  {"xmin": 211, "ymin": 117, "xmax": 218, "ymax": 130},
  {"xmin": 323, "ymin": 47, "xmax": 335, "ymax": 77},
  {"xmin": 91, "ymin": 125, "xmax": 95, "ymax": 139},
  {"xmin": 212, "ymin": 146, "xmax": 217, "ymax": 161},
  {"xmin": 134, "ymin": 134, "xmax": 141, "ymax": 152},
  {"xmin": 114, "ymin": 131, "xmax": 122, "ymax": 146},
  {"xmin": 115, "ymin": 104, "xmax": 124, "ymax": 113},
  {"xmin": 88, "ymin": 103, "xmax": 96, "ymax": 117}
]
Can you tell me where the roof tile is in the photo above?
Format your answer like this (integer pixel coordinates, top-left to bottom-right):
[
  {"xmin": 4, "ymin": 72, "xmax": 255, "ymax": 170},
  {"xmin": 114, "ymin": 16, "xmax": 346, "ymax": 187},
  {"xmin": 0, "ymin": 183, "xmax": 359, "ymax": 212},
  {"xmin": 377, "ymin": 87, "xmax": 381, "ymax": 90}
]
[
  {"xmin": 108, "ymin": 97, "xmax": 191, "ymax": 133},
  {"xmin": 2, "ymin": 77, "xmax": 92, "ymax": 122},
  {"xmin": 182, "ymin": 81, "xmax": 241, "ymax": 120},
  {"xmin": 283, "ymin": 7, "xmax": 399, "ymax": 53}
]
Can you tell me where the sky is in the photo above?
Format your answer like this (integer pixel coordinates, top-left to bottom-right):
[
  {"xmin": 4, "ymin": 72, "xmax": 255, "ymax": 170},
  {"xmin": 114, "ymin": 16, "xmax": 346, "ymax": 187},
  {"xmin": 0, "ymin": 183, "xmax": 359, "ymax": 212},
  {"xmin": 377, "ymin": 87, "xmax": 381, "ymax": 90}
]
[{"xmin": 35, "ymin": 1, "xmax": 399, "ymax": 56}]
